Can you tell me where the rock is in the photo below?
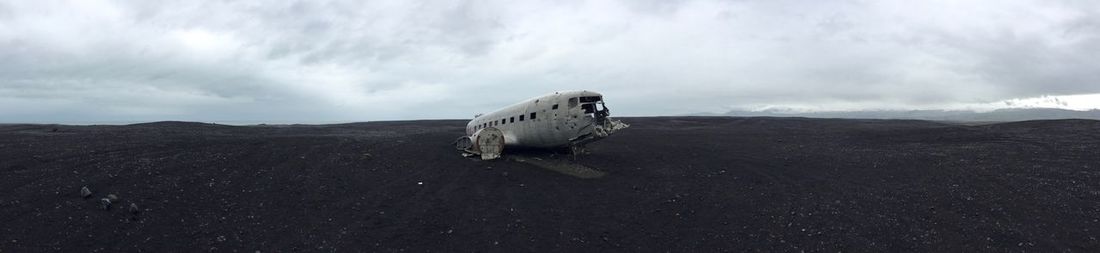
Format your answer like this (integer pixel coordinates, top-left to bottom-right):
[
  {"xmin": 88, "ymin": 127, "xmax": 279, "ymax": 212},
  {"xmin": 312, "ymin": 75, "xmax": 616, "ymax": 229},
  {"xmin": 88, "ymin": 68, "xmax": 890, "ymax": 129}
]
[
  {"xmin": 129, "ymin": 203, "xmax": 140, "ymax": 215},
  {"xmin": 100, "ymin": 198, "xmax": 111, "ymax": 210},
  {"xmin": 80, "ymin": 186, "xmax": 92, "ymax": 198},
  {"xmin": 107, "ymin": 194, "xmax": 119, "ymax": 202}
]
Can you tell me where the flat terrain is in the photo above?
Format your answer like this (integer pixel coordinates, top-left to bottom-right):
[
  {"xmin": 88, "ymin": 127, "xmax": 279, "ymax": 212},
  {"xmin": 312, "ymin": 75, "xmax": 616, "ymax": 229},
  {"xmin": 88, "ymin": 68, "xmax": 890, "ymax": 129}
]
[{"xmin": 1, "ymin": 117, "xmax": 1098, "ymax": 252}]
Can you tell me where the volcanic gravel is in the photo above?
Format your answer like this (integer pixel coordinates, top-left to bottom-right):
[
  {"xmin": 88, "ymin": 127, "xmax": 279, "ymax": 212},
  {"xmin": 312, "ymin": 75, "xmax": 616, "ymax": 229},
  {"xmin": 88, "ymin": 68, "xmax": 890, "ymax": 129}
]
[{"xmin": 1, "ymin": 117, "xmax": 1099, "ymax": 251}]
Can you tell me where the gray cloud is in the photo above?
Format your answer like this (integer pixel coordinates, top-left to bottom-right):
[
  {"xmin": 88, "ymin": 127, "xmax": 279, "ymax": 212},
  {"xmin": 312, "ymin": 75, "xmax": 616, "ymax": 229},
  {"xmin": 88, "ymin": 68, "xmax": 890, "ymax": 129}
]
[{"xmin": 1, "ymin": 0, "xmax": 1099, "ymax": 123}]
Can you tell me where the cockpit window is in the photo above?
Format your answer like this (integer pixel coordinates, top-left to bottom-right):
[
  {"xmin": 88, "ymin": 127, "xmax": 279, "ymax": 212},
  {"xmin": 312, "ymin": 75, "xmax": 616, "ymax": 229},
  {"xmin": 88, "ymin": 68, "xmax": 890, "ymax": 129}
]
[
  {"xmin": 579, "ymin": 96, "xmax": 601, "ymax": 103},
  {"xmin": 568, "ymin": 98, "xmax": 578, "ymax": 108},
  {"xmin": 581, "ymin": 103, "xmax": 596, "ymax": 114}
]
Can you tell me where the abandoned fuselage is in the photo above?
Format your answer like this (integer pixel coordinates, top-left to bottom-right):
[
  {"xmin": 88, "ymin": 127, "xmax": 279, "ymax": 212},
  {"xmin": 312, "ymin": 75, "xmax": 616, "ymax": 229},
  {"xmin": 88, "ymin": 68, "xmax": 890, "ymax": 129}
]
[{"xmin": 455, "ymin": 90, "xmax": 629, "ymax": 160}]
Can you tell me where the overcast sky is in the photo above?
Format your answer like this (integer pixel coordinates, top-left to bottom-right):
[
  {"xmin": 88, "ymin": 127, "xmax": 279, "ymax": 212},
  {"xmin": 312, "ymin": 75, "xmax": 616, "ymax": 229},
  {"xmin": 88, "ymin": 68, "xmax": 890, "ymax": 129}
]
[{"xmin": 2, "ymin": 0, "xmax": 1099, "ymax": 123}]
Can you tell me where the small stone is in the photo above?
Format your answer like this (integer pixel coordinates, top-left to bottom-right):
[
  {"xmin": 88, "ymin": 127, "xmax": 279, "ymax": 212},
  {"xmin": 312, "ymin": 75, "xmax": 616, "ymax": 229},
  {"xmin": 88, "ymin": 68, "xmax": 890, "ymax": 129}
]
[
  {"xmin": 129, "ymin": 203, "xmax": 140, "ymax": 215},
  {"xmin": 100, "ymin": 198, "xmax": 112, "ymax": 210},
  {"xmin": 107, "ymin": 194, "xmax": 120, "ymax": 202},
  {"xmin": 80, "ymin": 186, "xmax": 92, "ymax": 198}
]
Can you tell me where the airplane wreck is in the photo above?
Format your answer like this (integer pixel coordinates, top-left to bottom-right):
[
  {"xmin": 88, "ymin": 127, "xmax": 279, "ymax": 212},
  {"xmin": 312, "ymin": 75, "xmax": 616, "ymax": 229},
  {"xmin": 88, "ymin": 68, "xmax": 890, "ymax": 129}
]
[{"xmin": 454, "ymin": 90, "xmax": 629, "ymax": 160}]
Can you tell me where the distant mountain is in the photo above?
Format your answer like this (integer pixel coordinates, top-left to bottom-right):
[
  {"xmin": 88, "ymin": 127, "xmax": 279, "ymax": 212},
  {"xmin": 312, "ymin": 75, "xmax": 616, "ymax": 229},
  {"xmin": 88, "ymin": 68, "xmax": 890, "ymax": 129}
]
[{"xmin": 701, "ymin": 108, "xmax": 1100, "ymax": 122}]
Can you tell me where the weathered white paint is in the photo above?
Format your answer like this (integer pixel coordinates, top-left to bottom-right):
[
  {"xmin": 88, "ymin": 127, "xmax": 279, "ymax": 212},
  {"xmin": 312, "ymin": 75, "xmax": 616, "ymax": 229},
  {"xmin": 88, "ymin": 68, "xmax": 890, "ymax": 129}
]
[{"xmin": 463, "ymin": 90, "xmax": 627, "ymax": 149}]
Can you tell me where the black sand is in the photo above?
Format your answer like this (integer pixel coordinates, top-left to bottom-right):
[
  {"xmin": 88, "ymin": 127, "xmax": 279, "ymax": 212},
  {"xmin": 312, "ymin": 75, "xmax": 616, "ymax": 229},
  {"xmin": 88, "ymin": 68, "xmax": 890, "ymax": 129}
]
[{"xmin": 1, "ymin": 117, "xmax": 1098, "ymax": 251}]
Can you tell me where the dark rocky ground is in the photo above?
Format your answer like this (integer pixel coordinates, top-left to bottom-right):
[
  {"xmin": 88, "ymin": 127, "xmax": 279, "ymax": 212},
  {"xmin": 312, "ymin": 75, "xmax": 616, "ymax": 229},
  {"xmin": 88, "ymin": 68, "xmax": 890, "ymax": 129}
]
[{"xmin": 1, "ymin": 117, "xmax": 1098, "ymax": 252}]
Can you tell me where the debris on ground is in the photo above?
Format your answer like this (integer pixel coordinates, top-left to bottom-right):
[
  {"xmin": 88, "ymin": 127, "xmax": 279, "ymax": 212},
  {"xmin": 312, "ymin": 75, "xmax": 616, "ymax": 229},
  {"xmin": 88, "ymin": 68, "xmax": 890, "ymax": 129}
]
[
  {"xmin": 129, "ymin": 203, "xmax": 140, "ymax": 215},
  {"xmin": 80, "ymin": 186, "xmax": 92, "ymax": 198}
]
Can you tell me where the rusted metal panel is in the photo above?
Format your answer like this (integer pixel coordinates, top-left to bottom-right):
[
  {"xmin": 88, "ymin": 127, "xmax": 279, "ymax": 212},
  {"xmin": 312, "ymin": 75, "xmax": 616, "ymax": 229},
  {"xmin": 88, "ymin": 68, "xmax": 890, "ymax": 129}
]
[{"xmin": 473, "ymin": 127, "xmax": 504, "ymax": 160}]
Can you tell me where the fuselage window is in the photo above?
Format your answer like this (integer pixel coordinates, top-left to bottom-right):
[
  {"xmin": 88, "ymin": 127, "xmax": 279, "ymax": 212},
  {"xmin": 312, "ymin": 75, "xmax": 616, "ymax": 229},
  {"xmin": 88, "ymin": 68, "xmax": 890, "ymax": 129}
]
[
  {"xmin": 530, "ymin": 112, "xmax": 537, "ymax": 120},
  {"xmin": 552, "ymin": 104, "xmax": 559, "ymax": 110},
  {"xmin": 501, "ymin": 119, "xmax": 506, "ymax": 125},
  {"xmin": 519, "ymin": 115, "xmax": 524, "ymax": 121},
  {"xmin": 510, "ymin": 117, "xmax": 514, "ymax": 123},
  {"xmin": 582, "ymin": 103, "xmax": 596, "ymax": 114}
]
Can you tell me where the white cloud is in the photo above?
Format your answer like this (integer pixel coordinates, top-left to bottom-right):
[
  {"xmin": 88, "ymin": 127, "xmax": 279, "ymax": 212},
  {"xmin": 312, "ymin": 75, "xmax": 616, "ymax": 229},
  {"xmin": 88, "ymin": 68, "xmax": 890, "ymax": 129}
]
[{"xmin": 172, "ymin": 29, "xmax": 242, "ymax": 59}]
